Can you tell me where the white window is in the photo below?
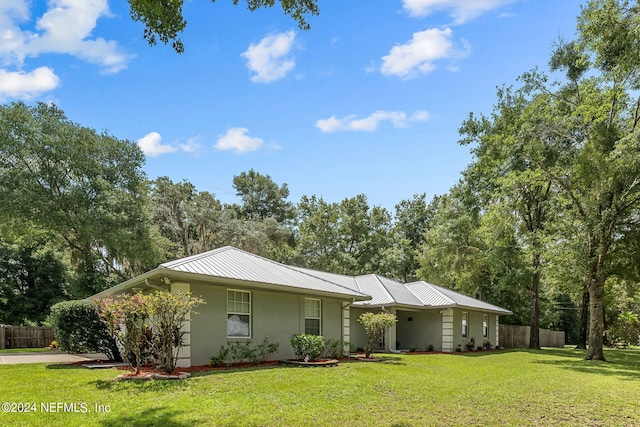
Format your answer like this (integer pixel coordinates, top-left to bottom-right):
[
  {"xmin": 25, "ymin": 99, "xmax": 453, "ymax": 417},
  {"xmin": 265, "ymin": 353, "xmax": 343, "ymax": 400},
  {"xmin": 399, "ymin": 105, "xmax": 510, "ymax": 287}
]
[
  {"xmin": 227, "ymin": 289, "xmax": 251, "ymax": 338},
  {"xmin": 483, "ymin": 314, "xmax": 489, "ymax": 339},
  {"xmin": 304, "ymin": 298, "xmax": 321, "ymax": 335},
  {"xmin": 462, "ymin": 312, "xmax": 468, "ymax": 339}
]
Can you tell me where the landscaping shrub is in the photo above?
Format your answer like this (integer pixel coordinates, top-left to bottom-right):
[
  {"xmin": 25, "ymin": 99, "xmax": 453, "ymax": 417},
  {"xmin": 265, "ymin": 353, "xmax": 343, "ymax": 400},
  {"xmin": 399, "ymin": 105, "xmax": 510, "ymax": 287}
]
[
  {"xmin": 209, "ymin": 338, "xmax": 279, "ymax": 367},
  {"xmin": 322, "ymin": 338, "xmax": 347, "ymax": 358},
  {"xmin": 356, "ymin": 312, "xmax": 397, "ymax": 358},
  {"xmin": 146, "ymin": 291, "xmax": 204, "ymax": 373},
  {"xmin": 290, "ymin": 334, "xmax": 325, "ymax": 362},
  {"xmin": 48, "ymin": 300, "xmax": 121, "ymax": 361},
  {"xmin": 95, "ymin": 293, "xmax": 150, "ymax": 374}
]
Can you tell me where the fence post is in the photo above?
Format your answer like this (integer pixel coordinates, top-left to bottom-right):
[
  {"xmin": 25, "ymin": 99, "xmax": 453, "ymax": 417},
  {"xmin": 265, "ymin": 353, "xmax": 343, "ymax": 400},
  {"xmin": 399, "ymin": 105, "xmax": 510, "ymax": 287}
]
[{"xmin": 0, "ymin": 326, "xmax": 4, "ymax": 350}]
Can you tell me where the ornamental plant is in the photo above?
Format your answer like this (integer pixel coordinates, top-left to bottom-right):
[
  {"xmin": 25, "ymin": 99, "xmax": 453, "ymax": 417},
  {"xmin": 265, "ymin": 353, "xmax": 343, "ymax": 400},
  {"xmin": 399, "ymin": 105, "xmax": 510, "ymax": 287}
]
[
  {"xmin": 94, "ymin": 293, "xmax": 150, "ymax": 374},
  {"xmin": 290, "ymin": 333, "xmax": 325, "ymax": 362},
  {"xmin": 356, "ymin": 312, "xmax": 397, "ymax": 358},
  {"xmin": 146, "ymin": 291, "xmax": 204, "ymax": 374}
]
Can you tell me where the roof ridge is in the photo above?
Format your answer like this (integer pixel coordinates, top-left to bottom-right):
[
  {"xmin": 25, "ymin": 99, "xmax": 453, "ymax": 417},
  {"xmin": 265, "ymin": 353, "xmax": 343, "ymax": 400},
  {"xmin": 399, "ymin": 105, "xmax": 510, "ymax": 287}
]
[
  {"xmin": 236, "ymin": 248, "xmax": 369, "ymax": 298},
  {"xmin": 161, "ymin": 246, "xmax": 232, "ymax": 268},
  {"xmin": 371, "ymin": 274, "xmax": 396, "ymax": 304},
  {"xmin": 406, "ymin": 280, "xmax": 455, "ymax": 306}
]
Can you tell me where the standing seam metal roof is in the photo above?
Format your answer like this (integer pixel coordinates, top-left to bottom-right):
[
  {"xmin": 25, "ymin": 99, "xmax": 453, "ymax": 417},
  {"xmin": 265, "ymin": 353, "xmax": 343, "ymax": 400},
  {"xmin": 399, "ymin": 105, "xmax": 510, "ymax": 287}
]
[{"xmin": 160, "ymin": 246, "xmax": 368, "ymax": 298}]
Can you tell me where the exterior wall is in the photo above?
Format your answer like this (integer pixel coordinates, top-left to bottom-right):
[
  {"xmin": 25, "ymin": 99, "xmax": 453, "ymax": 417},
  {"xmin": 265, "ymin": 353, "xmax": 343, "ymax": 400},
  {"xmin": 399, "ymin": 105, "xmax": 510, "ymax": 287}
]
[
  {"xmin": 349, "ymin": 307, "xmax": 371, "ymax": 351},
  {"xmin": 450, "ymin": 309, "xmax": 498, "ymax": 351},
  {"xmin": 396, "ymin": 309, "xmax": 442, "ymax": 351},
  {"xmin": 189, "ymin": 283, "xmax": 346, "ymax": 366}
]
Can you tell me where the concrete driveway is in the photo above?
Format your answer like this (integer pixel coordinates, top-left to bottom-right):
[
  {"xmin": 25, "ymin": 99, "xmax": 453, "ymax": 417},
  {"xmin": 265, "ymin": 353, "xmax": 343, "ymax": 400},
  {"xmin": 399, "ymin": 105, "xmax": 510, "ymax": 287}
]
[{"xmin": 0, "ymin": 351, "xmax": 108, "ymax": 365}]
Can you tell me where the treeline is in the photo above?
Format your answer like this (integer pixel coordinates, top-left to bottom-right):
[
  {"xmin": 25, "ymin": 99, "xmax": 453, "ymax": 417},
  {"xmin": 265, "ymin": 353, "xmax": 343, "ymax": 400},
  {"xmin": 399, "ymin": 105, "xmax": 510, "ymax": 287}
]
[{"xmin": 1, "ymin": 1, "xmax": 639, "ymax": 360}]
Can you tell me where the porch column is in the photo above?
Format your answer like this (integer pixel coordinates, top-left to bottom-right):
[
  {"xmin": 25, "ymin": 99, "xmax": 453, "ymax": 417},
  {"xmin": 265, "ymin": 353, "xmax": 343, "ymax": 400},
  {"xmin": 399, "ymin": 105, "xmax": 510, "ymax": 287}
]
[
  {"xmin": 342, "ymin": 303, "xmax": 351, "ymax": 356},
  {"xmin": 385, "ymin": 307, "xmax": 397, "ymax": 352},
  {"xmin": 442, "ymin": 309, "xmax": 454, "ymax": 352},
  {"xmin": 171, "ymin": 282, "xmax": 191, "ymax": 368},
  {"xmin": 495, "ymin": 315, "xmax": 500, "ymax": 348}
]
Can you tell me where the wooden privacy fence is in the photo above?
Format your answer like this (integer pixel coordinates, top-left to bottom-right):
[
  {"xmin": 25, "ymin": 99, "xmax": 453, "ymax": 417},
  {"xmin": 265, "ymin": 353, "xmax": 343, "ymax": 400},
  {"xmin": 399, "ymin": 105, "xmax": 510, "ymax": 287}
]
[
  {"xmin": 499, "ymin": 325, "xmax": 565, "ymax": 348},
  {"xmin": 0, "ymin": 325, "xmax": 55, "ymax": 350}
]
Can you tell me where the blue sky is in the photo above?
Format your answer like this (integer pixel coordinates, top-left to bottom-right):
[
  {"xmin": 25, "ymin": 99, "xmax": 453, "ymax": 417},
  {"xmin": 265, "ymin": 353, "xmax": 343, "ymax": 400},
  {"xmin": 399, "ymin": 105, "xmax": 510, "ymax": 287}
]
[{"xmin": 1, "ymin": 0, "xmax": 584, "ymax": 211}]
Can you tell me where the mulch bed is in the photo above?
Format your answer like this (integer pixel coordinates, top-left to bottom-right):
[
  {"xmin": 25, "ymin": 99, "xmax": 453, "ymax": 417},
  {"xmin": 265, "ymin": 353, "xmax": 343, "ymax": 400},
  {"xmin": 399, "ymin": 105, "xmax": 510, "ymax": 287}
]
[{"xmin": 71, "ymin": 359, "xmax": 280, "ymax": 376}]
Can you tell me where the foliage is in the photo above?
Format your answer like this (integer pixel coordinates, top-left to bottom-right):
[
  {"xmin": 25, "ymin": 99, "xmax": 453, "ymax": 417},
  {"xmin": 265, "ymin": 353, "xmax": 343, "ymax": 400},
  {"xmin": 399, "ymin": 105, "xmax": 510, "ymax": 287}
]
[
  {"xmin": 94, "ymin": 293, "xmax": 150, "ymax": 374},
  {"xmin": 290, "ymin": 333, "xmax": 326, "ymax": 362},
  {"xmin": 322, "ymin": 339, "xmax": 347, "ymax": 359},
  {"xmin": 209, "ymin": 337, "xmax": 279, "ymax": 366},
  {"xmin": 0, "ymin": 102, "xmax": 167, "ymax": 297},
  {"xmin": 128, "ymin": 0, "xmax": 319, "ymax": 53},
  {"xmin": 605, "ymin": 311, "xmax": 640, "ymax": 347},
  {"xmin": 356, "ymin": 312, "xmax": 397, "ymax": 358},
  {"xmin": 146, "ymin": 291, "xmax": 205, "ymax": 374},
  {"xmin": 232, "ymin": 169, "xmax": 296, "ymax": 223},
  {"xmin": 47, "ymin": 300, "xmax": 120, "ymax": 361},
  {"xmin": 0, "ymin": 241, "xmax": 68, "ymax": 325}
]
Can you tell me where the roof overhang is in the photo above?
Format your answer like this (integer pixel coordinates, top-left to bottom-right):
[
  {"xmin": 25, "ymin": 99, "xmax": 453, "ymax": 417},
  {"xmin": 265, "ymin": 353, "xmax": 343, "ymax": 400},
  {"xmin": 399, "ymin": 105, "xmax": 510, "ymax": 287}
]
[{"xmin": 90, "ymin": 267, "xmax": 371, "ymax": 302}]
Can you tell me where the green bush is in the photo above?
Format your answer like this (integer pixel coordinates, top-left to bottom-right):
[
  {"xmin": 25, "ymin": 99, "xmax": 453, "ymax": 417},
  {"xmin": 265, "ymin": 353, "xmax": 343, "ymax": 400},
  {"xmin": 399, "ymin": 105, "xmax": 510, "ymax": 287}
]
[
  {"xmin": 290, "ymin": 334, "xmax": 325, "ymax": 362},
  {"xmin": 210, "ymin": 338, "xmax": 280, "ymax": 367},
  {"xmin": 48, "ymin": 300, "xmax": 121, "ymax": 361},
  {"xmin": 322, "ymin": 338, "xmax": 347, "ymax": 358},
  {"xmin": 356, "ymin": 312, "xmax": 397, "ymax": 358}
]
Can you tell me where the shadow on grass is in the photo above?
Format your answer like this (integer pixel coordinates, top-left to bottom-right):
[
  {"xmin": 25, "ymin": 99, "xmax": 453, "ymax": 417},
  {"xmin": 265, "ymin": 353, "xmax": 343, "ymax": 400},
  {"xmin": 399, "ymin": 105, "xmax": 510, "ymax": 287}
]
[
  {"xmin": 527, "ymin": 348, "xmax": 640, "ymax": 381},
  {"xmin": 99, "ymin": 407, "xmax": 191, "ymax": 427}
]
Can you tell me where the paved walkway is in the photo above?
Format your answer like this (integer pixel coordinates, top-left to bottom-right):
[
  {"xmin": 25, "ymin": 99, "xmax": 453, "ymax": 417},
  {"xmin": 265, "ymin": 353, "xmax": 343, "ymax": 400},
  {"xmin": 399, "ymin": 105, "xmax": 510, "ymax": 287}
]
[{"xmin": 0, "ymin": 351, "xmax": 108, "ymax": 365}]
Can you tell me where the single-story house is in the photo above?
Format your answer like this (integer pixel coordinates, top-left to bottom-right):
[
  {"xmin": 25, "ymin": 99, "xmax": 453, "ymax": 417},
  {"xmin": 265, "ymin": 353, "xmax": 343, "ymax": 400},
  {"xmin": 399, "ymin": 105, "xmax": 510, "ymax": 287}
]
[{"xmin": 92, "ymin": 246, "xmax": 512, "ymax": 367}]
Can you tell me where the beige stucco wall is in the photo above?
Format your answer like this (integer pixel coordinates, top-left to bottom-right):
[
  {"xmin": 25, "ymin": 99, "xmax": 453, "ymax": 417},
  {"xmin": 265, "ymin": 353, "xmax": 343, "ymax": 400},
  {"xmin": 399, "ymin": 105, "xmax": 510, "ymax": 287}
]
[
  {"xmin": 350, "ymin": 306, "xmax": 502, "ymax": 353},
  {"xmin": 396, "ymin": 309, "xmax": 442, "ymax": 351},
  {"xmin": 451, "ymin": 309, "xmax": 498, "ymax": 351},
  {"xmin": 189, "ymin": 283, "xmax": 346, "ymax": 366}
]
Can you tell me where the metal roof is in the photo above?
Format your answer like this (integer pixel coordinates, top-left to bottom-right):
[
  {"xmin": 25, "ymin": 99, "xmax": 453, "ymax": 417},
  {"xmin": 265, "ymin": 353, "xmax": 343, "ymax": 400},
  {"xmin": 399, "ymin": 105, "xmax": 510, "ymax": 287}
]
[
  {"xmin": 160, "ymin": 246, "xmax": 369, "ymax": 299},
  {"xmin": 93, "ymin": 246, "xmax": 511, "ymax": 315}
]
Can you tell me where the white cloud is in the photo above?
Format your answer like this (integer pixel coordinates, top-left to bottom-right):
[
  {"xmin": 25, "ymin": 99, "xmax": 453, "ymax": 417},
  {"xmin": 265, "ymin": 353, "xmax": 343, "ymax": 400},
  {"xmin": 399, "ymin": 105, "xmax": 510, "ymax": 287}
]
[
  {"xmin": 241, "ymin": 31, "xmax": 296, "ymax": 83},
  {"xmin": 137, "ymin": 132, "xmax": 178, "ymax": 157},
  {"xmin": 316, "ymin": 110, "xmax": 430, "ymax": 133},
  {"xmin": 0, "ymin": 0, "xmax": 131, "ymax": 98},
  {"xmin": 380, "ymin": 27, "xmax": 469, "ymax": 79},
  {"xmin": 180, "ymin": 136, "xmax": 203, "ymax": 154},
  {"xmin": 0, "ymin": 67, "xmax": 60, "ymax": 99},
  {"xmin": 215, "ymin": 128, "xmax": 265, "ymax": 153},
  {"xmin": 403, "ymin": 0, "xmax": 517, "ymax": 24}
]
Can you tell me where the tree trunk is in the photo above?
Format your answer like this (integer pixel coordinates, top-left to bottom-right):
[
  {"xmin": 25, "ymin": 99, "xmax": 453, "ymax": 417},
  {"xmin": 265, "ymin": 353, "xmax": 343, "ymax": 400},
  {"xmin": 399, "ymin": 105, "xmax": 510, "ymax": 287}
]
[
  {"xmin": 585, "ymin": 263, "xmax": 606, "ymax": 361},
  {"xmin": 528, "ymin": 253, "xmax": 541, "ymax": 349},
  {"xmin": 576, "ymin": 289, "xmax": 589, "ymax": 350}
]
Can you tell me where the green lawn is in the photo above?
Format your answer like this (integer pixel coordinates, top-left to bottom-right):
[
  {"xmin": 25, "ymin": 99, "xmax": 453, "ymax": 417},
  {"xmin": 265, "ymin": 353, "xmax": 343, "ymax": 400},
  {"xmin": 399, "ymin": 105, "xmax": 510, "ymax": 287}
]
[
  {"xmin": 1, "ymin": 348, "xmax": 639, "ymax": 426},
  {"xmin": 0, "ymin": 348, "xmax": 55, "ymax": 354}
]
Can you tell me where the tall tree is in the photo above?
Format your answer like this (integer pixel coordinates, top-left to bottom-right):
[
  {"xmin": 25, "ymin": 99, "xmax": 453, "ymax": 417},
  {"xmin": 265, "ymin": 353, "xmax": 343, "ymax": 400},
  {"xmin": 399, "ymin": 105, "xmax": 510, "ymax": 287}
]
[
  {"xmin": 0, "ymin": 241, "xmax": 68, "ymax": 325},
  {"xmin": 460, "ymin": 85, "xmax": 556, "ymax": 349},
  {"xmin": 232, "ymin": 169, "xmax": 295, "ymax": 223},
  {"xmin": 0, "ymin": 102, "xmax": 166, "ymax": 296},
  {"xmin": 129, "ymin": 0, "xmax": 320, "ymax": 53}
]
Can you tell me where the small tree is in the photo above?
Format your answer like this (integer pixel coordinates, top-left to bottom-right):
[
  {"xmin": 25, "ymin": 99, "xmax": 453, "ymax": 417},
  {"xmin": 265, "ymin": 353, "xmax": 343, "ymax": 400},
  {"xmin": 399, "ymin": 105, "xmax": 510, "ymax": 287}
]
[
  {"xmin": 146, "ymin": 291, "xmax": 204, "ymax": 374},
  {"xmin": 357, "ymin": 312, "xmax": 397, "ymax": 358},
  {"xmin": 95, "ymin": 293, "xmax": 149, "ymax": 374},
  {"xmin": 48, "ymin": 300, "xmax": 121, "ymax": 361}
]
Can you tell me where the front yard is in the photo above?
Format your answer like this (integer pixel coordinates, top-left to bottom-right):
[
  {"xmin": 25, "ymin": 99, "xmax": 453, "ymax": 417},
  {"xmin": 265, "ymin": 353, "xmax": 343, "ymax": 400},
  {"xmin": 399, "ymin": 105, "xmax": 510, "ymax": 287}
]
[{"xmin": 1, "ymin": 348, "xmax": 639, "ymax": 426}]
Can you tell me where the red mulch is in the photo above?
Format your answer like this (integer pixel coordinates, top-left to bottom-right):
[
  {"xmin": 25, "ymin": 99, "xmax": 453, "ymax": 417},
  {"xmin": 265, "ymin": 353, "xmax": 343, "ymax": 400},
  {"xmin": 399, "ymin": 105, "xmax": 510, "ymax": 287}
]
[{"xmin": 71, "ymin": 359, "xmax": 280, "ymax": 376}]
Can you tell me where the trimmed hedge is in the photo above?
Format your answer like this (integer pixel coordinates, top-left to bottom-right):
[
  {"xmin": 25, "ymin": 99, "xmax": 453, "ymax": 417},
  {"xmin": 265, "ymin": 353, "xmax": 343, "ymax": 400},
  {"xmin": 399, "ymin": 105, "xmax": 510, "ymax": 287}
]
[{"xmin": 48, "ymin": 300, "xmax": 121, "ymax": 361}]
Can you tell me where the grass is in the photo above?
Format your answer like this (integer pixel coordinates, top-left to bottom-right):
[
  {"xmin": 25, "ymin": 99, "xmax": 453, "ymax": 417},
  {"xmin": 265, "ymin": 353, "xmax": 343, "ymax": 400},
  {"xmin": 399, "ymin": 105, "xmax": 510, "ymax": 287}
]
[
  {"xmin": 0, "ymin": 348, "xmax": 55, "ymax": 354},
  {"xmin": 1, "ymin": 348, "xmax": 639, "ymax": 426}
]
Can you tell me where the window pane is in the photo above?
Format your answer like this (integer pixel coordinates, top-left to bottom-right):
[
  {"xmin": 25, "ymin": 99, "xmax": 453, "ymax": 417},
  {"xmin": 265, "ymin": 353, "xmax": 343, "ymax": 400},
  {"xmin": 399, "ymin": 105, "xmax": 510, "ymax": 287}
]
[
  {"xmin": 228, "ymin": 314, "xmax": 250, "ymax": 337},
  {"xmin": 305, "ymin": 319, "xmax": 321, "ymax": 336},
  {"xmin": 305, "ymin": 299, "xmax": 320, "ymax": 318}
]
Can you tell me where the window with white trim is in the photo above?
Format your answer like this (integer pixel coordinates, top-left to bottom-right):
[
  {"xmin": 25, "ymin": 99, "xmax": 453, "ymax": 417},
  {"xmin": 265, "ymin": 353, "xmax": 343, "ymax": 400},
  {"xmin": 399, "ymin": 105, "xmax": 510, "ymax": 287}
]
[
  {"xmin": 227, "ymin": 289, "xmax": 251, "ymax": 338},
  {"xmin": 483, "ymin": 314, "xmax": 489, "ymax": 339},
  {"xmin": 304, "ymin": 298, "xmax": 321, "ymax": 335},
  {"xmin": 462, "ymin": 312, "xmax": 468, "ymax": 339}
]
